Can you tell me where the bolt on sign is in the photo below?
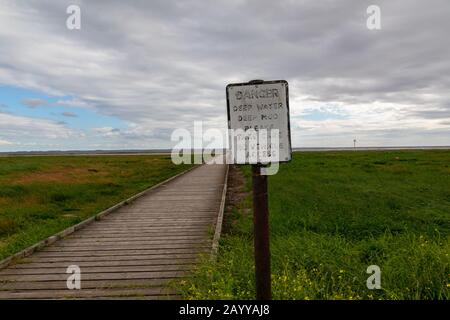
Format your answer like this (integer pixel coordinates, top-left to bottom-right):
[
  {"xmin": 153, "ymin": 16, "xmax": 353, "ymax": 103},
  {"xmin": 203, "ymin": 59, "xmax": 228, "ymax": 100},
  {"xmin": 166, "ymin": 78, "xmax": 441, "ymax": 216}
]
[{"xmin": 226, "ymin": 80, "xmax": 292, "ymax": 164}]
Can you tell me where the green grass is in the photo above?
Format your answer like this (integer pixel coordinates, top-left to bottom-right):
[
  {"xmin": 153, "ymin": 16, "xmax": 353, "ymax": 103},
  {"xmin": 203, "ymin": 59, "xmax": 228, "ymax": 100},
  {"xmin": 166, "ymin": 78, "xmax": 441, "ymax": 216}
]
[
  {"xmin": 0, "ymin": 155, "xmax": 192, "ymax": 261},
  {"xmin": 177, "ymin": 150, "xmax": 450, "ymax": 300}
]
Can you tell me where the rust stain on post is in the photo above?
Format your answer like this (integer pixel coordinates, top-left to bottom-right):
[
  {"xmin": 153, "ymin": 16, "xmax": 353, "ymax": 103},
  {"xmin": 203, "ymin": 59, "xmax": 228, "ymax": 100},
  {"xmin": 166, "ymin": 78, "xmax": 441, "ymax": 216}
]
[{"xmin": 252, "ymin": 164, "xmax": 272, "ymax": 300}]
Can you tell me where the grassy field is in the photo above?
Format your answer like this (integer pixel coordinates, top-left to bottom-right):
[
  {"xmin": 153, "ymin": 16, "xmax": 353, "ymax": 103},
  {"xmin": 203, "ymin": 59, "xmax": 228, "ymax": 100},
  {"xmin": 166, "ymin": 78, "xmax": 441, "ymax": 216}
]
[
  {"xmin": 0, "ymin": 155, "xmax": 191, "ymax": 261},
  {"xmin": 178, "ymin": 150, "xmax": 450, "ymax": 300}
]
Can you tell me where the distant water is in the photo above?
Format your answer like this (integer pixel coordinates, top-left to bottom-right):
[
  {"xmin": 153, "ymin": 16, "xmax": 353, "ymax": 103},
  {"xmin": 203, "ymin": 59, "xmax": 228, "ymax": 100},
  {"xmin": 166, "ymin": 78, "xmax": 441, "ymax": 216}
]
[
  {"xmin": 292, "ymin": 146, "xmax": 450, "ymax": 152},
  {"xmin": 1, "ymin": 146, "xmax": 449, "ymax": 156}
]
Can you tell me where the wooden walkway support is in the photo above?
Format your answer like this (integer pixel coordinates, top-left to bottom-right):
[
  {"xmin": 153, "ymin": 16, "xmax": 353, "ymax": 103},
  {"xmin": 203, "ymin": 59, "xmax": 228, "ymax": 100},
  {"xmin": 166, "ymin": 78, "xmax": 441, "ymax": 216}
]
[{"xmin": 0, "ymin": 163, "xmax": 227, "ymax": 299}]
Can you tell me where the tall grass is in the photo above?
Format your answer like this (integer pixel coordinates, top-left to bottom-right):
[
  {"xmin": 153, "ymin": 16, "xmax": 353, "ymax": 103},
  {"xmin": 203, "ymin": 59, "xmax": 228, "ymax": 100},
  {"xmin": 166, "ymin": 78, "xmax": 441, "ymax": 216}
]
[
  {"xmin": 178, "ymin": 150, "xmax": 450, "ymax": 300},
  {"xmin": 0, "ymin": 155, "xmax": 191, "ymax": 260}
]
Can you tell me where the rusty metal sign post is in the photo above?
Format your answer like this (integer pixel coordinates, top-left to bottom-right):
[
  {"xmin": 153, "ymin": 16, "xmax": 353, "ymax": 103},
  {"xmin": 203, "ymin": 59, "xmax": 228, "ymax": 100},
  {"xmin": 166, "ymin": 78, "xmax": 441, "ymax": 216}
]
[
  {"xmin": 252, "ymin": 163, "xmax": 271, "ymax": 299},
  {"xmin": 226, "ymin": 79, "xmax": 292, "ymax": 300}
]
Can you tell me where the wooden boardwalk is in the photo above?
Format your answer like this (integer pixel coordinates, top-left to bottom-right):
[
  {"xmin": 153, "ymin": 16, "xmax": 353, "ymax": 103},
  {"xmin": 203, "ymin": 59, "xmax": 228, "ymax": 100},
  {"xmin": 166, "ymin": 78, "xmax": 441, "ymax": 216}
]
[{"xmin": 0, "ymin": 164, "xmax": 227, "ymax": 299}]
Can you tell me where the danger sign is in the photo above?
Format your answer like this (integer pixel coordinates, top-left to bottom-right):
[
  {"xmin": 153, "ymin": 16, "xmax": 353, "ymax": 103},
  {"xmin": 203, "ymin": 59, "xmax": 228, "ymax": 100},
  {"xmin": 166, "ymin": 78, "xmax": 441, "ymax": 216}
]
[{"xmin": 226, "ymin": 80, "xmax": 292, "ymax": 164}]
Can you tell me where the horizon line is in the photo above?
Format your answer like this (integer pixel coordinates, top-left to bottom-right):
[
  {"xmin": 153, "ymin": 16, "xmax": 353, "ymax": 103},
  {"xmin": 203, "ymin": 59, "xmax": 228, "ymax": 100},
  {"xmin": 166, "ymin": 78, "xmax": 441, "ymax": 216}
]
[{"xmin": 1, "ymin": 145, "xmax": 449, "ymax": 156}]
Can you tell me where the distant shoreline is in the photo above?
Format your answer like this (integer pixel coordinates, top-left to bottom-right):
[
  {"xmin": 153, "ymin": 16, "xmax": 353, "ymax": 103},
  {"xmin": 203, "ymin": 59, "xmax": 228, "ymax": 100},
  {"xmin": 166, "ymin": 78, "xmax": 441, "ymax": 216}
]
[
  {"xmin": 293, "ymin": 146, "xmax": 450, "ymax": 151},
  {"xmin": 0, "ymin": 146, "xmax": 449, "ymax": 157}
]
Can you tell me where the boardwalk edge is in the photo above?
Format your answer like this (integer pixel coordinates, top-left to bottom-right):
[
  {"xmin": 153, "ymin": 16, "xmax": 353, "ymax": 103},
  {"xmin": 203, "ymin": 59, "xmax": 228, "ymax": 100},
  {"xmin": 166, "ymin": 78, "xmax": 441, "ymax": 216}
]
[{"xmin": 211, "ymin": 164, "xmax": 229, "ymax": 259}]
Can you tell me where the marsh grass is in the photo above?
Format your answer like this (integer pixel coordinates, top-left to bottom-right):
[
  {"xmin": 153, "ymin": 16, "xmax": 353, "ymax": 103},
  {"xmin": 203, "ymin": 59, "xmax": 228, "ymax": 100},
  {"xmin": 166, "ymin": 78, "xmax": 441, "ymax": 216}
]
[
  {"xmin": 0, "ymin": 155, "xmax": 191, "ymax": 260},
  {"xmin": 178, "ymin": 150, "xmax": 450, "ymax": 300}
]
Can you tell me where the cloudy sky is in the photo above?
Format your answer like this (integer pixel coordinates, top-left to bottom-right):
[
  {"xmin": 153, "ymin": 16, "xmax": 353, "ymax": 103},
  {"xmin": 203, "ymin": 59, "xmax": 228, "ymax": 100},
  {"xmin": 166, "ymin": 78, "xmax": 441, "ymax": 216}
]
[{"xmin": 0, "ymin": 0, "xmax": 449, "ymax": 151}]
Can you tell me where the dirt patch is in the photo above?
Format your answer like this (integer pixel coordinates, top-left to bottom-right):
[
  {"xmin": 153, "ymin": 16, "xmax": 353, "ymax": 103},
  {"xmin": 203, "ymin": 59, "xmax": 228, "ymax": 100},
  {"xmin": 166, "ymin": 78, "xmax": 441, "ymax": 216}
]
[
  {"xmin": 0, "ymin": 218, "xmax": 18, "ymax": 236},
  {"xmin": 225, "ymin": 166, "xmax": 248, "ymax": 208},
  {"xmin": 62, "ymin": 214, "xmax": 78, "ymax": 218},
  {"xmin": 12, "ymin": 167, "xmax": 110, "ymax": 184},
  {"xmin": 222, "ymin": 165, "xmax": 252, "ymax": 234},
  {"xmin": 0, "ymin": 197, "xmax": 9, "ymax": 206}
]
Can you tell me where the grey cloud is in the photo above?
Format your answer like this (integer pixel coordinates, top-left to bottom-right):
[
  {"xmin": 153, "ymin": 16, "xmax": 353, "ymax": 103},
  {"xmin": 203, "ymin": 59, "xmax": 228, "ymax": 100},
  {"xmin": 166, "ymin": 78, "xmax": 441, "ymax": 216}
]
[
  {"xmin": 0, "ymin": 0, "xmax": 449, "ymax": 149},
  {"xmin": 411, "ymin": 109, "xmax": 450, "ymax": 120},
  {"xmin": 61, "ymin": 111, "xmax": 78, "ymax": 118},
  {"xmin": 21, "ymin": 98, "xmax": 47, "ymax": 108}
]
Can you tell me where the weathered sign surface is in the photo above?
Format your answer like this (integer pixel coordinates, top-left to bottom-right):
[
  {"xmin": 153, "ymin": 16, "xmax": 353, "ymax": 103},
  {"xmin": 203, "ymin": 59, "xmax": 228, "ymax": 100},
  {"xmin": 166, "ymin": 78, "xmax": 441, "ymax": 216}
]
[{"xmin": 226, "ymin": 80, "xmax": 292, "ymax": 164}]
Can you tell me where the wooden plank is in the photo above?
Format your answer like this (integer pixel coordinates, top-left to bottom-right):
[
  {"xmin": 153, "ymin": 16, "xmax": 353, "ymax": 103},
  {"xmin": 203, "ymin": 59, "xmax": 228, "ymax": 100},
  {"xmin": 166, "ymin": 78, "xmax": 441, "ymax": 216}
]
[
  {"xmin": 36, "ymin": 249, "xmax": 209, "ymax": 258},
  {"xmin": 0, "ymin": 264, "xmax": 192, "ymax": 276},
  {"xmin": 0, "ymin": 288, "xmax": 175, "ymax": 299},
  {"xmin": 52, "ymin": 239, "xmax": 210, "ymax": 247},
  {"xmin": 0, "ymin": 271, "xmax": 184, "ymax": 282},
  {"xmin": 142, "ymin": 195, "xmax": 219, "ymax": 199},
  {"xmin": 78, "ymin": 227, "xmax": 212, "ymax": 233},
  {"xmin": 75, "ymin": 226, "xmax": 212, "ymax": 231},
  {"xmin": 7, "ymin": 258, "xmax": 197, "ymax": 270},
  {"xmin": 74, "ymin": 228, "xmax": 211, "ymax": 234},
  {"xmin": 104, "ymin": 216, "xmax": 216, "ymax": 220},
  {"xmin": 89, "ymin": 221, "xmax": 215, "ymax": 227},
  {"xmin": 70, "ymin": 233, "xmax": 209, "ymax": 238},
  {"xmin": 103, "ymin": 216, "xmax": 217, "ymax": 220},
  {"xmin": 42, "ymin": 243, "xmax": 210, "ymax": 252},
  {"xmin": 22, "ymin": 253, "xmax": 201, "ymax": 263},
  {"xmin": 71, "ymin": 229, "xmax": 209, "ymax": 236},
  {"xmin": 66, "ymin": 235, "xmax": 207, "ymax": 241},
  {"xmin": 51, "ymin": 243, "xmax": 209, "ymax": 249},
  {"xmin": 150, "ymin": 192, "xmax": 220, "ymax": 196},
  {"xmin": 95, "ymin": 217, "xmax": 216, "ymax": 221},
  {"xmin": 92, "ymin": 296, "xmax": 177, "ymax": 300},
  {"xmin": 0, "ymin": 279, "xmax": 169, "ymax": 291},
  {"xmin": 80, "ymin": 228, "xmax": 212, "ymax": 233},
  {"xmin": 73, "ymin": 230, "xmax": 210, "ymax": 236},
  {"xmin": 115, "ymin": 208, "xmax": 219, "ymax": 213},
  {"xmin": 97, "ymin": 218, "xmax": 216, "ymax": 223},
  {"xmin": 76, "ymin": 229, "xmax": 211, "ymax": 234}
]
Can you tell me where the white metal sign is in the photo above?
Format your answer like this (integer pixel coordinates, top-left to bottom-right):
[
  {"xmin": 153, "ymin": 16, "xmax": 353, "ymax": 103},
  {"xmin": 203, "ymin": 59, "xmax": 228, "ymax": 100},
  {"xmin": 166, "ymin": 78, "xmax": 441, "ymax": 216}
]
[{"xmin": 226, "ymin": 80, "xmax": 292, "ymax": 164}]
